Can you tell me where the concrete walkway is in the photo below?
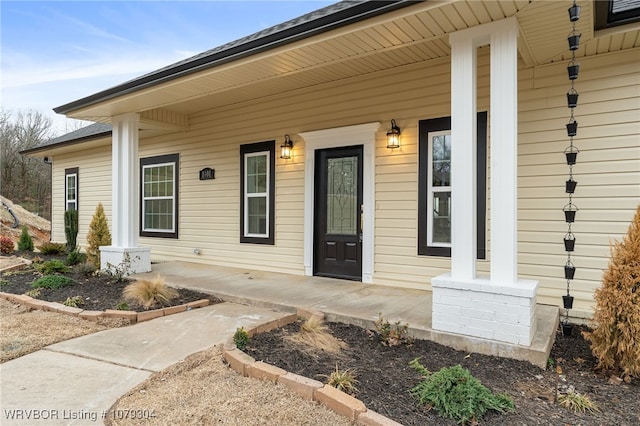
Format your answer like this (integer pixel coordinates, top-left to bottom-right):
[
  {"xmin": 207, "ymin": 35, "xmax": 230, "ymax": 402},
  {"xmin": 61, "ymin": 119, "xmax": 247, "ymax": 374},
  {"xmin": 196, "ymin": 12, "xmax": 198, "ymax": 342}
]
[{"xmin": 0, "ymin": 303, "xmax": 287, "ymax": 426}]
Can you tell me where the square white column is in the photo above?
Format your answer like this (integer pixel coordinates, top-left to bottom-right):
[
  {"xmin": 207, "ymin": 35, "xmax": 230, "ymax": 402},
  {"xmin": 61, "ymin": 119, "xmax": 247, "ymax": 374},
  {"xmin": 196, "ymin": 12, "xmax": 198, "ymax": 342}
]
[
  {"xmin": 100, "ymin": 113, "xmax": 150, "ymax": 274},
  {"xmin": 490, "ymin": 22, "xmax": 519, "ymax": 285},
  {"xmin": 432, "ymin": 17, "xmax": 538, "ymax": 346},
  {"xmin": 450, "ymin": 30, "xmax": 478, "ymax": 282}
]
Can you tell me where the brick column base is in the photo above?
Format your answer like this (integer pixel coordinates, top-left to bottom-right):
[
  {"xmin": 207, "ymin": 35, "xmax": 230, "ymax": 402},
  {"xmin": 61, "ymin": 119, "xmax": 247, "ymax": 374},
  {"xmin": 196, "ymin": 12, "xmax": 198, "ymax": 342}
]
[{"xmin": 432, "ymin": 273, "xmax": 538, "ymax": 346}]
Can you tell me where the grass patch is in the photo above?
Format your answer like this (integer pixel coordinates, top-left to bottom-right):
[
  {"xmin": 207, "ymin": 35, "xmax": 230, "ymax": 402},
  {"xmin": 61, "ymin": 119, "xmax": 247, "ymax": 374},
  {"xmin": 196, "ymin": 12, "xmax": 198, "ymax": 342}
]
[
  {"xmin": 558, "ymin": 391, "xmax": 600, "ymax": 413},
  {"xmin": 63, "ymin": 296, "xmax": 84, "ymax": 308},
  {"xmin": 123, "ymin": 275, "xmax": 178, "ymax": 309},
  {"xmin": 285, "ymin": 317, "xmax": 346, "ymax": 353},
  {"xmin": 31, "ymin": 275, "xmax": 74, "ymax": 290},
  {"xmin": 324, "ymin": 364, "xmax": 359, "ymax": 395}
]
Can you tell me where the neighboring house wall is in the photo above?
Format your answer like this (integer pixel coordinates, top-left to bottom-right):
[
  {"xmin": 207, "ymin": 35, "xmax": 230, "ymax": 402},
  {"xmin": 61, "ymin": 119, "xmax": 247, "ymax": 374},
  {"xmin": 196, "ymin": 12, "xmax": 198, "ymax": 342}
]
[
  {"xmin": 51, "ymin": 144, "xmax": 112, "ymax": 249},
  {"xmin": 50, "ymin": 48, "xmax": 639, "ymax": 320}
]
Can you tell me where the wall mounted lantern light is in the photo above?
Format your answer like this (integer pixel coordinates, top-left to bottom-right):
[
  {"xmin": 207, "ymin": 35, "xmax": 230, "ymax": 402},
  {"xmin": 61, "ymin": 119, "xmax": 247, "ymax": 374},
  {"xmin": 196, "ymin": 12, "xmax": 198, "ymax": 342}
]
[
  {"xmin": 280, "ymin": 134, "xmax": 293, "ymax": 159},
  {"xmin": 386, "ymin": 119, "xmax": 401, "ymax": 149}
]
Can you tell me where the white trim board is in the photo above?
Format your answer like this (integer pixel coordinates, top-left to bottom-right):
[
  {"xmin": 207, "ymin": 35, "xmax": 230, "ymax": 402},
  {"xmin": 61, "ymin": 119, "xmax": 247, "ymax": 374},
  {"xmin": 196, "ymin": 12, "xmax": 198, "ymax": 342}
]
[{"xmin": 299, "ymin": 122, "xmax": 380, "ymax": 283}]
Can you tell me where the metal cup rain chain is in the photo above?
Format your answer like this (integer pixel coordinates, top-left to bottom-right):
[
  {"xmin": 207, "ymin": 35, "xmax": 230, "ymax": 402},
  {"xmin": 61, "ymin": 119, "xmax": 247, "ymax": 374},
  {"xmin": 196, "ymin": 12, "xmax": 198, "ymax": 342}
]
[{"xmin": 562, "ymin": 1, "xmax": 582, "ymax": 337}]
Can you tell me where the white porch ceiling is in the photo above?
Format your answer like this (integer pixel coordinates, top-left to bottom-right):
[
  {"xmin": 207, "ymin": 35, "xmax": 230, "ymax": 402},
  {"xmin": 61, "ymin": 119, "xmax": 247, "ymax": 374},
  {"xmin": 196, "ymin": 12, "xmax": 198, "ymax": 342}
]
[{"xmin": 67, "ymin": 0, "xmax": 639, "ymax": 123}]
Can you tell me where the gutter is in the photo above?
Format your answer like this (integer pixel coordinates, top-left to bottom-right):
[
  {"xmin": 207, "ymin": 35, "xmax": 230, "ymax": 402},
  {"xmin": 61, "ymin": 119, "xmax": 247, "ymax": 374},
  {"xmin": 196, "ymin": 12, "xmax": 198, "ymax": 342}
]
[
  {"xmin": 20, "ymin": 129, "xmax": 112, "ymax": 155},
  {"xmin": 54, "ymin": 0, "xmax": 419, "ymax": 115}
]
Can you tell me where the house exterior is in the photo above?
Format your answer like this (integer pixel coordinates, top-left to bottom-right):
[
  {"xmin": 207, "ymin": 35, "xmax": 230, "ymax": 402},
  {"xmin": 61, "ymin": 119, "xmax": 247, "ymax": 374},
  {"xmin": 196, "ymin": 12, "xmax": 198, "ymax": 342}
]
[{"xmin": 25, "ymin": 1, "xmax": 639, "ymax": 347}]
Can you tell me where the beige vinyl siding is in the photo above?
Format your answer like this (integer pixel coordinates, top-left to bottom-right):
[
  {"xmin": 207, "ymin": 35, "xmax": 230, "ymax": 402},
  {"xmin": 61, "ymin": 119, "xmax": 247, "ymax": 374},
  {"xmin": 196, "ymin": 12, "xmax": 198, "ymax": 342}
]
[
  {"xmin": 518, "ymin": 48, "xmax": 640, "ymax": 319},
  {"xmin": 50, "ymin": 143, "xmax": 112, "ymax": 249},
  {"xmin": 49, "ymin": 45, "xmax": 637, "ymax": 320}
]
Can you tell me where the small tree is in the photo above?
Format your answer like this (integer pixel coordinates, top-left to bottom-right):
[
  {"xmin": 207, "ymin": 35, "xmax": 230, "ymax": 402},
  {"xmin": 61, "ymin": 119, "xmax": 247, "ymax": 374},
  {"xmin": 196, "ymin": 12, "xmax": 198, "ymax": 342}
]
[
  {"xmin": 584, "ymin": 206, "xmax": 640, "ymax": 381},
  {"xmin": 64, "ymin": 209, "xmax": 79, "ymax": 252},
  {"xmin": 17, "ymin": 225, "xmax": 34, "ymax": 251},
  {"xmin": 86, "ymin": 203, "xmax": 111, "ymax": 268}
]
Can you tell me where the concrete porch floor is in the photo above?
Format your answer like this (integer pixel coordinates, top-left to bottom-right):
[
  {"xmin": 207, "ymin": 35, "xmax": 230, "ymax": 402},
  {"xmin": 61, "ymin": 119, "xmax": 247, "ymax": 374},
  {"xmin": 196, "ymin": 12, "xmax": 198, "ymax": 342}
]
[{"xmin": 134, "ymin": 261, "xmax": 559, "ymax": 368}]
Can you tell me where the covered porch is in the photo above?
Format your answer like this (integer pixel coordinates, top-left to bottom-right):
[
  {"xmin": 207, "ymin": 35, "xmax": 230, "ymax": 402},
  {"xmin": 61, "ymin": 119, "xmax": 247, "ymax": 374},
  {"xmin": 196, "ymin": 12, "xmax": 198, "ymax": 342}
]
[{"xmin": 135, "ymin": 261, "xmax": 558, "ymax": 368}]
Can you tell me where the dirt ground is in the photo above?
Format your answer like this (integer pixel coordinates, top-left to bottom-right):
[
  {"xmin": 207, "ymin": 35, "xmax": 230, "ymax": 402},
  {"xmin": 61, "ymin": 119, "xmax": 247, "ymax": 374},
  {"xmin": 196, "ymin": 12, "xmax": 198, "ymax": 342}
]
[
  {"xmin": 106, "ymin": 346, "xmax": 352, "ymax": 426},
  {"xmin": 1, "ymin": 196, "xmax": 51, "ymax": 249},
  {"xmin": 0, "ymin": 299, "xmax": 352, "ymax": 426},
  {"xmin": 247, "ymin": 320, "xmax": 640, "ymax": 426},
  {"xmin": 0, "ymin": 298, "xmax": 125, "ymax": 363}
]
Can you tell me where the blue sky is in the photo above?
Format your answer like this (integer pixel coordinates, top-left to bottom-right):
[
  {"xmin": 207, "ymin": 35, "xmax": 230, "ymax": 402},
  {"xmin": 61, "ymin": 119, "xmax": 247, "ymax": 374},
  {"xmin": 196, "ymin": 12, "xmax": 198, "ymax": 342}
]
[{"xmin": 1, "ymin": 1, "xmax": 334, "ymax": 135}]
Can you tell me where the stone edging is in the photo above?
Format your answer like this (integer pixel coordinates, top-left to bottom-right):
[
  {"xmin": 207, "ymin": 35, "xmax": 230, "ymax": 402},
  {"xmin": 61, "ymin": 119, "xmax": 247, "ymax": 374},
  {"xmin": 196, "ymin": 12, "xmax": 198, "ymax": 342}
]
[
  {"xmin": 223, "ymin": 306, "xmax": 403, "ymax": 426},
  {"xmin": 0, "ymin": 291, "xmax": 210, "ymax": 323}
]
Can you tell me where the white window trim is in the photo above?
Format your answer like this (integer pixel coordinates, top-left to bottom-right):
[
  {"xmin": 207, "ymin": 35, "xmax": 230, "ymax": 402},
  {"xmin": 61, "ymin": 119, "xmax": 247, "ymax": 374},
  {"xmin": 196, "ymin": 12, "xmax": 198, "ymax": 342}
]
[
  {"xmin": 142, "ymin": 161, "xmax": 176, "ymax": 233},
  {"xmin": 427, "ymin": 130, "xmax": 452, "ymax": 248},
  {"xmin": 66, "ymin": 173, "xmax": 77, "ymax": 211},
  {"xmin": 243, "ymin": 150, "xmax": 270, "ymax": 238}
]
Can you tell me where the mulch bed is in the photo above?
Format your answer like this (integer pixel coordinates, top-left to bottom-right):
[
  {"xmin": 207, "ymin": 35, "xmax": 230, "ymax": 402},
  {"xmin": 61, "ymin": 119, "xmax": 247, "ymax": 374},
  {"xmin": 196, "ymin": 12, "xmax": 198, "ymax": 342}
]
[
  {"xmin": 0, "ymin": 252, "xmax": 220, "ymax": 312},
  {"xmin": 246, "ymin": 320, "xmax": 640, "ymax": 426}
]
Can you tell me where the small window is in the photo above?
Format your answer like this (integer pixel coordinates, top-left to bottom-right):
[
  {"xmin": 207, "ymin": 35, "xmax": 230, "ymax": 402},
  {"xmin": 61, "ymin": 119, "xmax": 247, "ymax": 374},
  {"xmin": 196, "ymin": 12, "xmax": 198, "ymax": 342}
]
[
  {"xmin": 427, "ymin": 131, "xmax": 452, "ymax": 248},
  {"xmin": 140, "ymin": 154, "xmax": 179, "ymax": 239},
  {"xmin": 240, "ymin": 141, "xmax": 275, "ymax": 244},
  {"xmin": 418, "ymin": 112, "xmax": 487, "ymax": 258},
  {"xmin": 65, "ymin": 167, "xmax": 78, "ymax": 211},
  {"xmin": 595, "ymin": 0, "xmax": 640, "ymax": 30}
]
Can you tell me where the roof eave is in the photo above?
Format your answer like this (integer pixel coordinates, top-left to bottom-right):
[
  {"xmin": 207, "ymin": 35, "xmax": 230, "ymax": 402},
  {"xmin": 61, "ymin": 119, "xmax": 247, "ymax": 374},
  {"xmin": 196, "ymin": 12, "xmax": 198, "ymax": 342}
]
[
  {"xmin": 20, "ymin": 130, "xmax": 112, "ymax": 156},
  {"xmin": 54, "ymin": 0, "xmax": 420, "ymax": 115}
]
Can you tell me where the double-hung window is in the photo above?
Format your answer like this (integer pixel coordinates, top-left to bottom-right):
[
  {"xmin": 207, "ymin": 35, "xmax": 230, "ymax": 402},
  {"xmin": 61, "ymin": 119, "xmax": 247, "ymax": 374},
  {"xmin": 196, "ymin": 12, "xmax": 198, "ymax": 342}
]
[
  {"xmin": 418, "ymin": 112, "xmax": 487, "ymax": 258},
  {"xmin": 240, "ymin": 141, "xmax": 275, "ymax": 244},
  {"xmin": 65, "ymin": 167, "xmax": 78, "ymax": 211},
  {"xmin": 140, "ymin": 154, "xmax": 179, "ymax": 239},
  {"xmin": 427, "ymin": 131, "xmax": 452, "ymax": 247}
]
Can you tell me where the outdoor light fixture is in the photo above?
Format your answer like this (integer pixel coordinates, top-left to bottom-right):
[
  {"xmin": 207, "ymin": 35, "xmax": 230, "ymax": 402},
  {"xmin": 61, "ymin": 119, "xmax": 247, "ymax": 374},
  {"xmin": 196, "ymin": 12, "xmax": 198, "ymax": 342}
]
[
  {"xmin": 280, "ymin": 134, "xmax": 293, "ymax": 159},
  {"xmin": 386, "ymin": 119, "xmax": 401, "ymax": 149}
]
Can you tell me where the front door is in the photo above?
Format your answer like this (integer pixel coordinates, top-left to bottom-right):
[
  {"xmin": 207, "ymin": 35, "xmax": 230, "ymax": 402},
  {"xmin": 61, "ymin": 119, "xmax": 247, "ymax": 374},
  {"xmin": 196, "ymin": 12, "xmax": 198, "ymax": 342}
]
[{"xmin": 314, "ymin": 146, "xmax": 363, "ymax": 280}]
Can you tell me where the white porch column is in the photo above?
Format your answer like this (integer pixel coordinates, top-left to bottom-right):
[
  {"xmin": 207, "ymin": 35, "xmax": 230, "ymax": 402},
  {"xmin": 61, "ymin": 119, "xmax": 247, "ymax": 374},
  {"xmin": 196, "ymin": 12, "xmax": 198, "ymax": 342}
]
[
  {"xmin": 432, "ymin": 17, "xmax": 538, "ymax": 347},
  {"xmin": 450, "ymin": 29, "xmax": 478, "ymax": 282},
  {"xmin": 100, "ymin": 113, "xmax": 151, "ymax": 273},
  {"xmin": 490, "ymin": 22, "xmax": 518, "ymax": 285}
]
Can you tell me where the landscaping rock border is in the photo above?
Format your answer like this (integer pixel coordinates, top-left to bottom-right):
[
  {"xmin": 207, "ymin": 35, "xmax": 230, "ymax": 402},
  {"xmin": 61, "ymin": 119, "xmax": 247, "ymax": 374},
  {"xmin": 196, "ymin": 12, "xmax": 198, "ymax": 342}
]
[
  {"xmin": 0, "ymin": 291, "xmax": 210, "ymax": 324},
  {"xmin": 223, "ymin": 306, "xmax": 403, "ymax": 426}
]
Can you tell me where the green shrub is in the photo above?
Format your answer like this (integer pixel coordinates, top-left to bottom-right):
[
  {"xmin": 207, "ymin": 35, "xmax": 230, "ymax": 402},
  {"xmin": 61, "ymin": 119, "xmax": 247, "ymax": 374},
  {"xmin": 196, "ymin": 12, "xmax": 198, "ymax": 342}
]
[
  {"xmin": 35, "ymin": 259, "xmax": 70, "ymax": 275},
  {"xmin": 86, "ymin": 203, "xmax": 111, "ymax": 268},
  {"xmin": 373, "ymin": 313, "xmax": 413, "ymax": 346},
  {"xmin": 409, "ymin": 359, "xmax": 514, "ymax": 425},
  {"xmin": 17, "ymin": 225, "xmax": 34, "ymax": 251},
  {"xmin": 31, "ymin": 275, "xmax": 73, "ymax": 289},
  {"xmin": 233, "ymin": 327, "xmax": 250, "ymax": 350},
  {"xmin": 66, "ymin": 250, "xmax": 85, "ymax": 266},
  {"xmin": 64, "ymin": 209, "xmax": 79, "ymax": 252},
  {"xmin": 116, "ymin": 301, "xmax": 129, "ymax": 311},
  {"xmin": 38, "ymin": 242, "xmax": 66, "ymax": 255}
]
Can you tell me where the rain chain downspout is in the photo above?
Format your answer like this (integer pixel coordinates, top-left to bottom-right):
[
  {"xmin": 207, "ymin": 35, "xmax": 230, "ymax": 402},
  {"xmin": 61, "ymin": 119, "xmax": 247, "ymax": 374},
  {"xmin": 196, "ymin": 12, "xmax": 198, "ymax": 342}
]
[{"xmin": 561, "ymin": 1, "xmax": 582, "ymax": 337}]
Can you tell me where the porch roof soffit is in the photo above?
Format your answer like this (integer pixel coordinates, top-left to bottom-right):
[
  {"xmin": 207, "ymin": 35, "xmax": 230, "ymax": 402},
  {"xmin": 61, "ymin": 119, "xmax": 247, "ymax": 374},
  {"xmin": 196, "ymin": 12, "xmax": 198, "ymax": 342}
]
[{"xmin": 54, "ymin": 1, "xmax": 636, "ymax": 125}]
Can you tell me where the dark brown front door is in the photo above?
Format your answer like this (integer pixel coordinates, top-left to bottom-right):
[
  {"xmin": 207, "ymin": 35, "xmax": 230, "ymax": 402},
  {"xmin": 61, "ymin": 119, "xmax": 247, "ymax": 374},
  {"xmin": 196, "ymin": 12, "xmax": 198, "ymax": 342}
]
[{"xmin": 314, "ymin": 146, "xmax": 363, "ymax": 280}]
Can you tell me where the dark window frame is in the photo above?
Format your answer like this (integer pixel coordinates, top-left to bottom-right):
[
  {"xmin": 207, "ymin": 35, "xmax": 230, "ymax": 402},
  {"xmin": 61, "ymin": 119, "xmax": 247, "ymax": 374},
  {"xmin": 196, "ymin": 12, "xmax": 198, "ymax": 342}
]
[
  {"xmin": 64, "ymin": 167, "xmax": 79, "ymax": 211},
  {"xmin": 240, "ymin": 141, "xmax": 275, "ymax": 245},
  {"xmin": 140, "ymin": 153, "xmax": 179, "ymax": 239},
  {"xmin": 418, "ymin": 112, "xmax": 487, "ymax": 259},
  {"xmin": 595, "ymin": 0, "xmax": 640, "ymax": 30}
]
